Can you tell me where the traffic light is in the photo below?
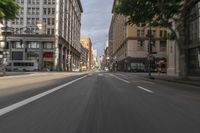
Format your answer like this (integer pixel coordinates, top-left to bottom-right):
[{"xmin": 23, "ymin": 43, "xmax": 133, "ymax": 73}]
[
  {"xmin": 20, "ymin": 39, "xmax": 23, "ymax": 46},
  {"xmin": 5, "ymin": 42, "xmax": 9, "ymax": 49}
]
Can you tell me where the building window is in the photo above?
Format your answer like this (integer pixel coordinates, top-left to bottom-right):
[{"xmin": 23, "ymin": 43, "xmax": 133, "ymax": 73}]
[
  {"xmin": 21, "ymin": 0, "xmax": 24, "ymax": 4},
  {"xmin": 47, "ymin": 18, "xmax": 51, "ymax": 25},
  {"xmin": 148, "ymin": 30, "xmax": 156, "ymax": 37},
  {"xmin": 47, "ymin": 28, "xmax": 51, "ymax": 35},
  {"xmin": 20, "ymin": 18, "xmax": 23, "ymax": 25},
  {"xmin": 36, "ymin": 8, "xmax": 40, "ymax": 15},
  {"xmin": 43, "ymin": 42, "xmax": 53, "ymax": 49},
  {"xmin": 152, "ymin": 40, "xmax": 156, "ymax": 47},
  {"xmin": 12, "ymin": 42, "xmax": 24, "ymax": 49},
  {"xmin": 28, "ymin": 42, "xmax": 40, "ymax": 49},
  {"xmin": 160, "ymin": 40, "xmax": 166, "ymax": 51},
  {"xmin": 137, "ymin": 40, "xmax": 145, "ymax": 48},
  {"xmin": 48, "ymin": 0, "xmax": 51, "ymax": 4},
  {"xmin": 27, "ymin": 52, "xmax": 39, "ymax": 60},
  {"xmin": 52, "ymin": 8, "xmax": 55, "ymax": 15},
  {"xmin": 44, "ymin": 0, "xmax": 47, "ymax": 4},
  {"xmin": 141, "ymin": 30, "xmax": 145, "ymax": 37},
  {"xmin": 51, "ymin": 29, "xmax": 55, "ymax": 34},
  {"xmin": 137, "ymin": 30, "xmax": 140, "ymax": 37},
  {"xmin": 43, "ymin": 18, "xmax": 46, "ymax": 24},
  {"xmin": 20, "ymin": 7, "xmax": 24, "ymax": 15},
  {"xmin": 36, "ymin": 0, "xmax": 40, "ymax": 4},
  {"xmin": 32, "ymin": 8, "xmax": 36, "ymax": 15},
  {"xmin": 32, "ymin": 18, "xmax": 36, "ymax": 25},
  {"xmin": 48, "ymin": 8, "xmax": 51, "ymax": 15},
  {"xmin": 16, "ymin": 18, "xmax": 20, "ymax": 25},
  {"xmin": 27, "ymin": 8, "xmax": 31, "ymax": 15},
  {"xmin": 152, "ymin": 30, "xmax": 156, "ymax": 37},
  {"xmin": 27, "ymin": 18, "xmax": 31, "ymax": 25},
  {"xmin": 160, "ymin": 30, "xmax": 167, "ymax": 38},
  {"xmin": 52, "ymin": 18, "xmax": 55, "ymax": 25},
  {"xmin": 12, "ymin": 52, "xmax": 23, "ymax": 60},
  {"xmin": 137, "ymin": 30, "xmax": 145, "ymax": 37},
  {"xmin": 28, "ymin": 0, "xmax": 31, "ymax": 4},
  {"xmin": 43, "ymin": 8, "xmax": 47, "ymax": 15}
]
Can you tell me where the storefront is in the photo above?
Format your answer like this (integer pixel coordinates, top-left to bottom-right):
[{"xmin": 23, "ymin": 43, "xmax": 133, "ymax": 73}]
[{"xmin": 43, "ymin": 52, "xmax": 54, "ymax": 71}]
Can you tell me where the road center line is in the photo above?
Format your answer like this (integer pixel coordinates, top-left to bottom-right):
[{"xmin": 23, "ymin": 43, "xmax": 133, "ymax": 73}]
[
  {"xmin": 137, "ymin": 86, "xmax": 154, "ymax": 93},
  {"xmin": 0, "ymin": 75, "xmax": 88, "ymax": 117},
  {"xmin": 109, "ymin": 74, "xmax": 130, "ymax": 84}
]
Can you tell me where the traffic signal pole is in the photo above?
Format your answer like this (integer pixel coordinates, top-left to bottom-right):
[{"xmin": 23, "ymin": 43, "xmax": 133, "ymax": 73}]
[{"xmin": 148, "ymin": 22, "xmax": 154, "ymax": 79}]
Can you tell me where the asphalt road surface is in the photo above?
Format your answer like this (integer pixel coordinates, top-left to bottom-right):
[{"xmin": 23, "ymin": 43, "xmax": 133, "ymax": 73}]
[{"xmin": 0, "ymin": 72, "xmax": 200, "ymax": 133}]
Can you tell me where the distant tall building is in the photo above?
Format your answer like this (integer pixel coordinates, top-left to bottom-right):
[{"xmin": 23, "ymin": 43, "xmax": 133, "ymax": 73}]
[
  {"xmin": 0, "ymin": 0, "xmax": 83, "ymax": 71},
  {"xmin": 80, "ymin": 36, "xmax": 92, "ymax": 70},
  {"xmin": 92, "ymin": 48, "xmax": 98, "ymax": 67},
  {"xmin": 109, "ymin": 0, "xmax": 167, "ymax": 72},
  {"xmin": 80, "ymin": 44, "xmax": 88, "ymax": 70}
]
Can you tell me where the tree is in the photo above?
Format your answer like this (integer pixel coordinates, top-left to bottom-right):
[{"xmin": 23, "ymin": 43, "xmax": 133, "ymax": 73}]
[
  {"xmin": 114, "ymin": 0, "xmax": 198, "ymax": 78},
  {"xmin": 0, "ymin": 0, "xmax": 19, "ymax": 23}
]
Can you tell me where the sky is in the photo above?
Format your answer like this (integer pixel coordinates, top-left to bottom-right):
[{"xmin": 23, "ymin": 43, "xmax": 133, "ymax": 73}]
[{"xmin": 81, "ymin": 0, "xmax": 114, "ymax": 57}]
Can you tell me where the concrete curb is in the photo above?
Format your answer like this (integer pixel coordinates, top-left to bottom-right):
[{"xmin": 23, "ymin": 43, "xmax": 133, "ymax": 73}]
[{"xmin": 143, "ymin": 76, "xmax": 200, "ymax": 87}]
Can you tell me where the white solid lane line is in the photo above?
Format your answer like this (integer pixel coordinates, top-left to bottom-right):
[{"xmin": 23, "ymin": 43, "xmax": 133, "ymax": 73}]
[
  {"xmin": 0, "ymin": 75, "xmax": 88, "ymax": 117},
  {"xmin": 137, "ymin": 86, "xmax": 154, "ymax": 93},
  {"xmin": 109, "ymin": 74, "xmax": 130, "ymax": 84}
]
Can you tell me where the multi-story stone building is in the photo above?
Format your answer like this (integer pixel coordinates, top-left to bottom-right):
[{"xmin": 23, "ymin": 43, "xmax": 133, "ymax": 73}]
[
  {"xmin": 0, "ymin": 0, "xmax": 83, "ymax": 71},
  {"xmin": 80, "ymin": 44, "xmax": 87, "ymax": 70},
  {"xmin": 92, "ymin": 48, "xmax": 98, "ymax": 68},
  {"xmin": 102, "ymin": 46, "xmax": 110, "ymax": 70},
  {"xmin": 109, "ymin": 0, "xmax": 167, "ymax": 72},
  {"xmin": 187, "ymin": 1, "xmax": 200, "ymax": 76},
  {"xmin": 80, "ymin": 36, "xmax": 92, "ymax": 70},
  {"xmin": 167, "ymin": 1, "xmax": 200, "ymax": 77}
]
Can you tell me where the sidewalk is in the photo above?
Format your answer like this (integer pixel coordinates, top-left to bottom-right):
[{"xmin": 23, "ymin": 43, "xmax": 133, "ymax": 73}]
[
  {"xmin": 142, "ymin": 73, "xmax": 200, "ymax": 87},
  {"xmin": 0, "ymin": 72, "xmax": 33, "ymax": 77}
]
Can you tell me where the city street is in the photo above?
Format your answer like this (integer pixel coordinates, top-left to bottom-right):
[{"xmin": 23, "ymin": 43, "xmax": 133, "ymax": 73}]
[{"xmin": 0, "ymin": 72, "xmax": 200, "ymax": 133}]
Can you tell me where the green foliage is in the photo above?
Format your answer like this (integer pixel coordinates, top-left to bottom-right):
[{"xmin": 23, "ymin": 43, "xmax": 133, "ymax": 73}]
[
  {"xmin": 0, "ymin": 0, "xmax": 19, "ymax": 22},
  {"xmin": 114, "ymin": 0, "xmax": 183, "ymax": 27}
]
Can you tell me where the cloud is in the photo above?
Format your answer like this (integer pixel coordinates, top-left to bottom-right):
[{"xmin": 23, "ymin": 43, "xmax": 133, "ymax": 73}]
[{"xmin": 81, "ymin": 0, "xmax": 114, "ymax": 57}]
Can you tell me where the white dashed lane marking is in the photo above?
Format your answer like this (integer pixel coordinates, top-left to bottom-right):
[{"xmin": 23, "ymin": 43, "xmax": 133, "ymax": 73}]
[{"xmin": 137, "ymin": 86, "xmax": 154, "ymax": 93}]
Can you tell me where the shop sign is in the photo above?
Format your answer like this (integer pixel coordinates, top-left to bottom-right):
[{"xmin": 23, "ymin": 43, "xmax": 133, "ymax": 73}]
[{"xmin": 43, "ymin": 52, "xmax": 53, "ymax": 58}]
